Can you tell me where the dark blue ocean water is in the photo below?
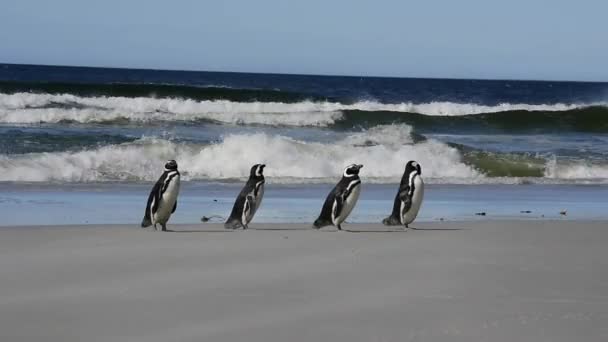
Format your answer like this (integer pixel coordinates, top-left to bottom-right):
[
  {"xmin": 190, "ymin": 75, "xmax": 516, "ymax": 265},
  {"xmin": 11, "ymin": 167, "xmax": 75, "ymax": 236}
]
[
  {"xmin": 1, "ymin": 63, "xmax": 608, "ymax": 184},
  {"xmin": 2, "ymin": 63, "xmax": 607, "ymax": 104}
]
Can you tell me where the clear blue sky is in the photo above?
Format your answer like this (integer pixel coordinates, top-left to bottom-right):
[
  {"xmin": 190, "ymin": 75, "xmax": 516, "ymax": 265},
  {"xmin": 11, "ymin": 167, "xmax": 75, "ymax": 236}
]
[{"xmin": 1, "ymin": 0, "xmax": 606, "ymax": 81}]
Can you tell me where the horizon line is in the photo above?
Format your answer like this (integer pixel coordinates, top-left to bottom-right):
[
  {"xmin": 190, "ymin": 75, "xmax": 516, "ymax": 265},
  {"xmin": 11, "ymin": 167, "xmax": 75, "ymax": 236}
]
[{"xmin": 2, "ymin": 62, "xmax": 606, "ymax": 84}]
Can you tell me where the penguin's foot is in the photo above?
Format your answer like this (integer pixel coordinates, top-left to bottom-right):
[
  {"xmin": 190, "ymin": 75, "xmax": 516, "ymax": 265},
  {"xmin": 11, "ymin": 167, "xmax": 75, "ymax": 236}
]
[
  {"xmin": 141, "ymin": 217, "xmax": 152, "ymax": 228},
  {"xmin": 313, "ymin": 218, "xmax": 331, "ymax": 230},
  {"xmin": 223, "ymin": 219, "xmax": 238, "ymax": 229},
  {"xmin": 337, "ymin": 224, "xmax": 342, "ymax": 230},
  {"xmin": 382, "ymin": 216, "xmax": 401, "ymax": 226}
]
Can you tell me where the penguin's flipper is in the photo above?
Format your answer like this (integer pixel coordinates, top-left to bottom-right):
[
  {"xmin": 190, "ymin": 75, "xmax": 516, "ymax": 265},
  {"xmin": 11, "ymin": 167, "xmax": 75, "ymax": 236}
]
[
  {"xmin": 148, "ymin": 178, "xmax": 164, "ymax": 214},
  {"xmin": 331, "ymin": 194, "xmax": 345, "ymax": 223},
  {"xmin": 242, "ymin": 195, "xmax": 253, "ymax": 224},
  {"xmin": 315, "ymin": 186, "xmax": 340, "ymax": 229},
  {"xmin": 399, "ymin": 188, "xmax": 412, "ymax": 213},
  {"xmin": 383, "ymin": 186, "xmax": 406, "ymax": 226},
  {"xmin": 172, "ymin": 200, "xmax": 177, "ymax": 214},
  {"xmin": 246, "ymin": 195, "xmax": 254, "ymax": 211},
  {"xmin": 142, "ymin": 180, "xmax": 162, "ymax": 227}
]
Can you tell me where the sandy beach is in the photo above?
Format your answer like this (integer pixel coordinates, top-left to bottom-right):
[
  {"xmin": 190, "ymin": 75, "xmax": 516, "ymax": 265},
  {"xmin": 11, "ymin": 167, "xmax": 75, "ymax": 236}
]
[{"xmin": 1, "ymin": 221, "xmax": 607, "ymax": 341}]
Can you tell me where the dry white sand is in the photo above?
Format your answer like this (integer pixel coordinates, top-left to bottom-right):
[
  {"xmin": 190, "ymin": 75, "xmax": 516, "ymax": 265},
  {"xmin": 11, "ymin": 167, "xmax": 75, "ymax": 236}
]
[{"xmin": 1, "ymin": 221, "xmax": 607, "ymax": 342}]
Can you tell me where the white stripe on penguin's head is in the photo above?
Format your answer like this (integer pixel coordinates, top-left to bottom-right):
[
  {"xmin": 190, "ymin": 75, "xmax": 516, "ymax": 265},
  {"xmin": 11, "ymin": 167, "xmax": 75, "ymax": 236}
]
[
  {"xmin": 343, "ymin": 164, "xmax": 363, "ymax": 177},
  {"xmin": 256, "ymin": 164, "xmax": 266, "ymax": 177},
  {"xmin": 250, "ymin": 163, "xmax": 266, "ymax": 178},
  {"xmin": 405, "ymin": 160, "xmax": 421, "ymax": 176}
]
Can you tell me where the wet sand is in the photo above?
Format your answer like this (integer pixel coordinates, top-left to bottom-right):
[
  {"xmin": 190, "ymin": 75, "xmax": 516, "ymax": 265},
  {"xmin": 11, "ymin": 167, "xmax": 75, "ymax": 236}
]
[{"xmin": 1, "ymin": 221, "xmax": 607, "ymax": 341}]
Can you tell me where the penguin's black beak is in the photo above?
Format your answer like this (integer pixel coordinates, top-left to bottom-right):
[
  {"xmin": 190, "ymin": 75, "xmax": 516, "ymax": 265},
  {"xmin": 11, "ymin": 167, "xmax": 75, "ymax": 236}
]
[
  {"xmin": 417, "ymin": 164, "xmax": 422, "ymax": 175},
  {"xmin": 356, "ymin": 164, "xmax": 364, "ymax": 169}
]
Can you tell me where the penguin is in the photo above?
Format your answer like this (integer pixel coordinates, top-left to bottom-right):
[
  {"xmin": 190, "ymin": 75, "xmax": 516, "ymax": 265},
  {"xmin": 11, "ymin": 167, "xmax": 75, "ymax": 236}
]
[
  {"xmin": 382, "ymin": 160, "xmax": 424, "ymax": 229},
  {"xmin": 225, "ymin": 164, "xmax": 266, "ymax": 229},
  {"xmin": 141, "ymin": 160, "xmax": 181, "ymax": 231},
  {"xmin": 313, "ymin": 164, "xmax": 363, "ymax": 230}
]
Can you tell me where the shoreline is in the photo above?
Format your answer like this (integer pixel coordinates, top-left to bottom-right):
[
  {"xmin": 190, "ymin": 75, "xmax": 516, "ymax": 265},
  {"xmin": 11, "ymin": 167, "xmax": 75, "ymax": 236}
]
[
  {"xmin": 2, "ymin": 183, "xmax": 608, "ymax": 226},
  {"xmin": 0, "ymin": 218, "xmax": 606, "ymax": 229}
]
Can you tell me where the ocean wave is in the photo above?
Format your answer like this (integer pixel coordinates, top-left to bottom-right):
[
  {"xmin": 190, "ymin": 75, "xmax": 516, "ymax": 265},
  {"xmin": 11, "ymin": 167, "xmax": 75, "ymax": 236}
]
[
  {"xmin": 0, "ymin": 80, "xmax": 326, "ymax": 103},
  {"xmin": 340, "ymin": 107, "xmax": 608, "ymax": 133},
  {"xmin": 0, "ymin": 125, "xmax": 480, "ymax": 182},
  {"xmin": 1, "ymin": 92, "xmax": 605, "ymax": 129},
  {"xmin": 544, "ymin": 157, "xmax": 608, "ymax": 179},
  {"xmin": 0, "ymin": 93, "xmax": 342, "ymax": 126},
  {"xmin": 0, "ymin": 129, "xmax": 135, "ymax": 154},
  {"xmin": 1, "ymin": 125, "xmax": 607, "ymax": 183}
]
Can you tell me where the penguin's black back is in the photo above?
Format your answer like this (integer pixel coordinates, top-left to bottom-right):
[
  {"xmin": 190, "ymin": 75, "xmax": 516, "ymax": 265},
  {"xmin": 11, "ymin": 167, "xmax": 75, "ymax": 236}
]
[{"xmin": 391, "ymin": 172, "xmax": 411, "ymax": 216}]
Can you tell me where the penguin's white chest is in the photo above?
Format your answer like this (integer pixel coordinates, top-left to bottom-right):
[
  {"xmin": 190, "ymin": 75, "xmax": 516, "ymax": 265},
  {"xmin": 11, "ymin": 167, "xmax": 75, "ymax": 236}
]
[
  {"xmin": 153, "ymin": 176, "xmax": 180, "ymax": 224},
  {"xmin": 401, "ymin": 175, "xmax": 424, "ymax": 225},
  {"xmin": 333, "ymin": 181, "xmax": 361, "ymax": 225}
]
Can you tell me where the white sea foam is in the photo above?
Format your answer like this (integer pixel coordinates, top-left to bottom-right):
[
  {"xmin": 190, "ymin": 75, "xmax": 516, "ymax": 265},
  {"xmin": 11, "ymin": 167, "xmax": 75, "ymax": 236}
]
[
  {"xmin": 0, "ymin": 92, "xmax": 603, "ymax": 126},
  {"xmin": 545, "ymin": 158, "xmax": 608, "ymax": 180},
  {"xmin": 0, "ymin": 125, "xmax": 483, "ymax": 182},
  {"xmin": 2, "ymin": 122, "xmax": 607, "ymax": 184}
]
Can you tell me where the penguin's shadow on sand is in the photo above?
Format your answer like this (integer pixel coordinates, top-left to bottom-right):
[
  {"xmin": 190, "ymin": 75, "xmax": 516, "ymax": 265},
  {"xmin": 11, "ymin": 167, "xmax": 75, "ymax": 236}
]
[
  {"xmin": 167, "ymin": 228, "xmax": 317, "ymax": 232},
  {"xmin": 165, "ymin": 229, "xmax": 234, "ymax": 233},
  {"xmin": 164, "ymin": 227, "xmax": 467, "ymax": 233},
  {"xmin": 165, "ymin": 227, "xmax": 313, "ymax": 233},
  {"xmin": 344, "ymin": 227, "xmax": 468, "ymax": 233},
  {"xmin": 162, "ymin": 224, "xmax": 468, "ymax": 233}
]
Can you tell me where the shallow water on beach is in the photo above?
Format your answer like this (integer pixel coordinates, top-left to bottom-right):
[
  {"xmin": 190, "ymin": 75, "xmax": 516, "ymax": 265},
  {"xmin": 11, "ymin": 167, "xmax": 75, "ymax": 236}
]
[{"xmin": 1, "ymin": 182, "xmax": 607, "ymax": 226}]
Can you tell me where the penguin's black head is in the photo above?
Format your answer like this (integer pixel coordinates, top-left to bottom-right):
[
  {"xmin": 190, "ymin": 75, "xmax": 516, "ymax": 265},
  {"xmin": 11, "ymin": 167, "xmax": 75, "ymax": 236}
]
[
  {"xmin": 164, "ymin": 160, "xmax": 178, "ymax": 171},
  {"xmin": 250, "ymin": 163, "xmax": 266, "ymax": 178},
  {"xmin": 405, "ymin": 160, "xmax": 422, "ymax": 176},
  {"xmin": 343, "ymin": 164, "xmax": 363, "ymax": 177}
]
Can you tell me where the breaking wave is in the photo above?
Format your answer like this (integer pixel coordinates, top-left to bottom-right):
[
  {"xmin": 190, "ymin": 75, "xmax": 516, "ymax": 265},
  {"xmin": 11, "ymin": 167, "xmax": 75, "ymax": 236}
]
[
  {"xmin": 1, "ymin": 124, "xmax": 607, "ymax": 184},
  {"xmin": 1, "ymin": 92, "xmax": 606, "ymax": 131},
  {"xmin": 0, "ymin": 129, "xmax": 135, "ymax": 154},
  {"xmin": 0, "ymin": 125, "xmax": 479, "ymax": 182},
  {"xmin": 0, "ymin": 80, "xmax": 327, "ymax": 103}
]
